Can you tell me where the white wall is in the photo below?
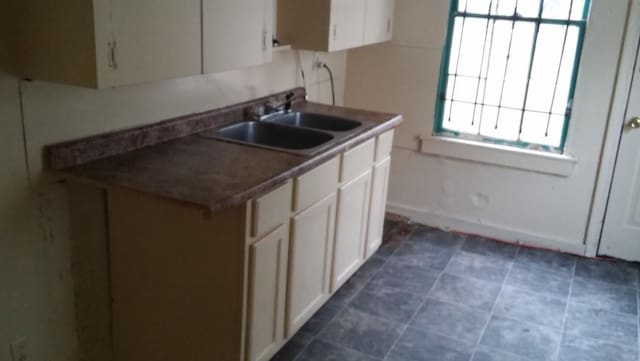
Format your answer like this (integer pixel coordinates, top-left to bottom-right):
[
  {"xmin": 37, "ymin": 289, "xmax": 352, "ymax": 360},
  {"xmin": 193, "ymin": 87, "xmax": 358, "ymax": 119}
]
[
  {"xmin": 345, "ymin": 0, "xmax": 630, "ymax": 254},
  {"xmin": 0, "ymin": 46, "xmax": 346, "ymax": 361}
]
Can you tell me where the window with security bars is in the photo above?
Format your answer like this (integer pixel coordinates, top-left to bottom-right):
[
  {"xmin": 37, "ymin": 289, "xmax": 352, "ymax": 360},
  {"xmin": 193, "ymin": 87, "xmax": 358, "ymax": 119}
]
[{"xmin": 435, "ymin": 0, "xmax": 590, "ymax": 152}]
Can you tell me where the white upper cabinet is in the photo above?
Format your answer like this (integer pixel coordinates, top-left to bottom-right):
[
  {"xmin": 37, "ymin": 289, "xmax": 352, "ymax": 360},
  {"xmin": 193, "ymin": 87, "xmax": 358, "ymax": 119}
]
[
  {"xmin": 12, "ymin": 0, "xmax": 201, "ymax": 88},
  {"xmin": 329, "ymin": 0, "xmax": 367, "ymax": 51},
  {"xmin": 203, "ymin": 0, "xmax": 274, "ymax": 74},
  {"xmin": 95, "ymin": 0, "xmax": 202, "ymax": 88},
  {"xmin": 363, "ymin": 0, "xmax": 395, "ymax": 45},
  {"xmin": 11, "ymin": 0, "xmax": 275, "ymax": 88},
  {"xmin": 277, "ymin": 0, "xmax": 394, "ymax": 52}
]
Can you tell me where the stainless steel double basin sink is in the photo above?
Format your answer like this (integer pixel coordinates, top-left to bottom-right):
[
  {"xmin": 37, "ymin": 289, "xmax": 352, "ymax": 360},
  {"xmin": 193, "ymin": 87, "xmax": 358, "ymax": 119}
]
[{"xmin": 199, "ymin": 112, "xmax": 365, "ymax": 155}]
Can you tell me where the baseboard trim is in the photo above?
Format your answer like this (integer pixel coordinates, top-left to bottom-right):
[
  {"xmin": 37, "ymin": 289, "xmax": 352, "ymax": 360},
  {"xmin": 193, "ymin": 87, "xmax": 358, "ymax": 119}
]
[{"xmin": 387, "ymin": 202, "xmax": 587, "ymax": 256}]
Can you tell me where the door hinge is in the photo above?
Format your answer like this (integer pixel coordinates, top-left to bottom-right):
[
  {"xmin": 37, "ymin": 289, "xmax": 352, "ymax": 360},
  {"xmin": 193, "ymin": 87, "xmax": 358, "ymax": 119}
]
[{"xmin": 108, "ymin": 40, "xmax": 118, "ymax": 70}]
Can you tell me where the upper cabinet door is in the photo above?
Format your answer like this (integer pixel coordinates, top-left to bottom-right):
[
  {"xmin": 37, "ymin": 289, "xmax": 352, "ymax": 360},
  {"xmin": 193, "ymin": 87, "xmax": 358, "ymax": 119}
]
[
  {"xmin": 329, "ymin": 0, "xmax": 366, "ymax": 51},
  {"xmin": 203, "ymin": 0, "xmax": 274, "ymax": 74},
  {"xmin": 96, "ymin": 0, "xmax": 202, "ymax": 88},
  {"xmin": 363, "ymin": 0, "xmax": 395, "ymax": 45}
]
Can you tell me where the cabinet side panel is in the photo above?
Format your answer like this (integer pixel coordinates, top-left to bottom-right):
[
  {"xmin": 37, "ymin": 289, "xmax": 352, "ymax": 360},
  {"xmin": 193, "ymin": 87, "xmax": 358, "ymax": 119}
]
[
  {"xmin": 276, "ymin": 0, "xmax": 331, "ymax": 51},
  {"xmin": 108, "ymin": 190, "xmax": 246, "ymax": 361},
  {"xmin": 11, "ymin": 0, "xmax": 97, "ymax": 87},
  {"xmin": 68, "ymin": 182, "xmax": 112, "ymax": 361}
]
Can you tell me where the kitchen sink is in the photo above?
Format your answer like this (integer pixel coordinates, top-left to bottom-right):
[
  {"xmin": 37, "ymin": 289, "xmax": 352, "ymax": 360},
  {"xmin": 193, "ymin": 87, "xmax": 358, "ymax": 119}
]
[
  {"xmin": 263, "ymin": 112, "xmax": 363, "ymax": 132},
  {"xmin": 200, "ymin": 121, "xmax": 334, "ymax": 155}
]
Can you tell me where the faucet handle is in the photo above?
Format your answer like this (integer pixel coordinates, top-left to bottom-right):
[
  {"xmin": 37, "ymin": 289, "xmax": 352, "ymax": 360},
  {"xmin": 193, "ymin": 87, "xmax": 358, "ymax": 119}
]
[{"xmin": 244, "ymin": 104, "xmax": 267, "ymax": 120}]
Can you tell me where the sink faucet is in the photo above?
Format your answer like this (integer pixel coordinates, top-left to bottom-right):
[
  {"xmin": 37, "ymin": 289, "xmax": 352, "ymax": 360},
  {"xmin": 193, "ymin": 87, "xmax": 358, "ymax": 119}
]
[
  {"xmin": 248, "ymin": 92, "xmax": 306, "ymax": 121},
  {"xmin": 265, "ymin": 92, "xmax": 305, "ymax": 114}
]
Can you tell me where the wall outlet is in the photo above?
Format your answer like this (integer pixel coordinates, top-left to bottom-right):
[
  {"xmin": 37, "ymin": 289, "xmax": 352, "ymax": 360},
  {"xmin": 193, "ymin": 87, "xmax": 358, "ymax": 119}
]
[
  {"xmin": 10, "ymin": 338, "xmax": 28, "ymax": 361},
  {"xmin": 312, "ymin": 53, "xmax": 324, "ymax": 70}
]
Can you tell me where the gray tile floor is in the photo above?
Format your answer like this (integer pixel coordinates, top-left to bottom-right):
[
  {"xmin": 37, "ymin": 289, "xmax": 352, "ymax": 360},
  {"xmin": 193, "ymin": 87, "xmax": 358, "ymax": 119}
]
[{"xmin": 271, "ymin": 221, "xmax": 640, "ymax": 361}]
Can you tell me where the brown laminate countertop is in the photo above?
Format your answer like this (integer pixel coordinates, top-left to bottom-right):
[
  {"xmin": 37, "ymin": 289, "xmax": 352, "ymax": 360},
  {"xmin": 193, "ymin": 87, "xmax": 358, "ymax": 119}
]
[{"xmin": 53, "ymin": 94, "xmax": 402, "ymax": 214}]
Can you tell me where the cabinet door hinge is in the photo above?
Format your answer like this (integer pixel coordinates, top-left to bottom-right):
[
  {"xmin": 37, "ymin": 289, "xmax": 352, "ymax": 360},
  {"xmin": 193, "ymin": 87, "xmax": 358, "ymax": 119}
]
[{"xmin": 108, "ymin": 41, "xmax": 118, "ymax": 70}]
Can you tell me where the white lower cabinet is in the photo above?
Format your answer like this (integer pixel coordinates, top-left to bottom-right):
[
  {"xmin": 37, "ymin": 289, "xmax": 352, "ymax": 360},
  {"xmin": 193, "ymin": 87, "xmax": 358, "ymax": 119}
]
[
  {"xmin": 246, "ymin": 224, "xmax": 289, "ymax": 361},
  {"xmin": 332, "ymin": 170, "xmax": 372, "ymax": 291},
  {"xmin": 287, "ymin": 193, "xmax": 337, "ymax": 336},
  {"xmin": 71, "ymin": 134, "xmax": 395, "ymax": 361},
  {"xmin": 366, "ymin": 156, "xmax": 391, "ymax": 257}
]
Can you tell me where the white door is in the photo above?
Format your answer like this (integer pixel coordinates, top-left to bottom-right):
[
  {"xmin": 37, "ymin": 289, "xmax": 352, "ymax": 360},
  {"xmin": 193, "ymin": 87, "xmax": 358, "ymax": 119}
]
[
  {"xmin": 329, "ymin": 0, "xmax": 366, "ymax": 51},
  {"xmin": 600, "ymin": 44, "xmax": 640, "ymax": 261},
  {"xmin": 246, "ymin": 225, "xmax": 288, "ymax": 361},
  {"xmin": 366, "ymin": 157, "xmax": 391, "ymax": 258},
  {"xmin": 332, "ymin": 170, "xmax": 371, "ymax": 291},
  {"xmin": 101, "ymin": 0, "xmax": 202, "ymax": 87},
  {"xmin": 287, "ymin": 193, "xmax": 336, "ymax": 337},
  {"xmin": 363, "ymin": 0, "xmax": 395, "ymax": 45},
  {"xmin": 202, "ymin": 0, "xmax": 273, "ymax": 74}
]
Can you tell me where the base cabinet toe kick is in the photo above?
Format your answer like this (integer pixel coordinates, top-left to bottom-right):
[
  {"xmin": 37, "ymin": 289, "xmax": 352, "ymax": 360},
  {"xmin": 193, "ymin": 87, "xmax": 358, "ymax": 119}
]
[{"xmin": 68, "ymin": 130, "xmax": 394, "ymax": 361}]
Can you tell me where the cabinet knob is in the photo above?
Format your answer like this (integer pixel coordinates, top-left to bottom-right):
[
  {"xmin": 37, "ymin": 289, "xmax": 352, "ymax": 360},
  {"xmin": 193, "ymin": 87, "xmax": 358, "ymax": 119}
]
[{"xmin": 628, "ymin": 117, "xmax": 640, "ymax": 129}]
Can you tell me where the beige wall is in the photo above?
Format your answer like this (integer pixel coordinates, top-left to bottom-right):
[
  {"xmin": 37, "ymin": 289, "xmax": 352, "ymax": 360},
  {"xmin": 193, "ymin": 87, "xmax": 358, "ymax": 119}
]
[
  {"xmin": 345, "ymin": 0, "xmax": 630, "ymax": 254},
  {"xmin": 1, "ymin": 48, "xmax": 346, "ymax": 361}
]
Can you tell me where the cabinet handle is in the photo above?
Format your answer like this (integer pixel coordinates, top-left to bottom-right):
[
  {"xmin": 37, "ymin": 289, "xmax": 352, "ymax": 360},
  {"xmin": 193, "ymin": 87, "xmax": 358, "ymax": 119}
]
[
  {"xmin": 108, "ymin": 41, "xmax": 118, "ymax": 70},
  {"xmin": 387, "ymin": 18, "xmax": 392, "ymax": 33},
  {"xmin": 333, "ymin": 25, "xmax": 338, "ymax": 41},
  {"xmin": 262, "ymin": 28, "xmax": 268, "ymax": 51}
]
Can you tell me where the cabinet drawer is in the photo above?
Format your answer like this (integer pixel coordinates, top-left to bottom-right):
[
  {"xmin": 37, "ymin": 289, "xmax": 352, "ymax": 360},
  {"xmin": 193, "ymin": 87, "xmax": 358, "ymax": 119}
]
[
  {"xmin": 251, "ymin": 181, "xmax": 293, "ymax": 239},
  {"xmin": 293, "ymin": 157, "xmax": 340, "ymax": 212},
  {"xmin": 340, "ymin": 139, "xmax": 375, "ymax": 182},
  {"xmin": 375, "ymin": 130, "xmax": 394, "ymax": 162}
]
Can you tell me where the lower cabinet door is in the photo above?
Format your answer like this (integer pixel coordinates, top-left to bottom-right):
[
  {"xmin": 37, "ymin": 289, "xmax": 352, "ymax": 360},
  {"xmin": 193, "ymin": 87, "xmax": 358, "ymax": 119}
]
[
  {"xmin": 287, "ymin": 193, "xmax": 337, "ymax": 336},
  {"xmin": 366, "ymin": 157, "xmax": 391, "ymax": 258},
  {"xmin": 332, "ymin": 170, "xmax": 372, "ymax": 291},
  {"xmin": 246, "ymin": 224, "xmax": 289, "ymax": 361}
]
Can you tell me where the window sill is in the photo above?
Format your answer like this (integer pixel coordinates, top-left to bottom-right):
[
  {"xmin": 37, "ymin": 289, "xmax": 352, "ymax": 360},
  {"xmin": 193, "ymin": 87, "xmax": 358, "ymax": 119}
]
[{"xmin": 418, "ymin": 135, "xmax": 577, "ymax": 177}]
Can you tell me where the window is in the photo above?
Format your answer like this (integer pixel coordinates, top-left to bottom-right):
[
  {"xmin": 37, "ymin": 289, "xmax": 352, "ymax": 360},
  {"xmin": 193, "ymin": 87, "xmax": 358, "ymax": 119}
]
[{"xmin": 435, "ymin": 0, "xmax": 590, "ymax": 152}]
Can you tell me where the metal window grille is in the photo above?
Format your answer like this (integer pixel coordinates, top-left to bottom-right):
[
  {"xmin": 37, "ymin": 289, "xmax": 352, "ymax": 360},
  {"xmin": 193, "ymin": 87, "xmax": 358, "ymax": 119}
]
[{"xmin": 435, "ymin": 0, "xmax": 591, "ymax": 152}]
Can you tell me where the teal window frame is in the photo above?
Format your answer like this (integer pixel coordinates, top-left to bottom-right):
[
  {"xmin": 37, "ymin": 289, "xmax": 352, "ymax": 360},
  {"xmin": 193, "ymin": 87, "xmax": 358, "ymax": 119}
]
[{"xmin": 434, "ymin": 0, "xmax": 591, "ymax": 153}]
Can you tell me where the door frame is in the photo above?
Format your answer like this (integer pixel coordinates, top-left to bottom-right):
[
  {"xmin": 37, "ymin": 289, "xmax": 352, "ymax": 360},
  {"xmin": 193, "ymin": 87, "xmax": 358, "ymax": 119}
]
[{"xmin": 585, "ymin": 0, "xmax": 640, "ymax": 257}]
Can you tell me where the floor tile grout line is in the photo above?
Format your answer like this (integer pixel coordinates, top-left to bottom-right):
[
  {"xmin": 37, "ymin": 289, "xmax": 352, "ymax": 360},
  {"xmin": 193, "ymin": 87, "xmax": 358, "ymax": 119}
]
[
  {"xmin": 514, "ymin": 259, "xmax": 578, "ymax": 279},
  {"xmin": 566, "ymin": 299, "xmax": 640, "ymax": 319},
  {"xmin": 469, "ymin": 245, "xmax": 519, "ymax": 361},
  {"xmin": 552, "ymin": 255, "xmax": 577, "ymax": 361},
  {"xmin": 381, "ymin": 241, "xmax": 461, "ymax": 361},
  {"xmin": 572, "ymin": 274, "xmax": 639, "ymax": 291}
]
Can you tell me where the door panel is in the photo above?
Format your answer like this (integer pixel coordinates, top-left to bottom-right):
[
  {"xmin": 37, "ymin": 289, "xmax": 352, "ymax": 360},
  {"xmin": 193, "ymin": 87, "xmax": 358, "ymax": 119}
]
[
  {"xmin": 106, "ymin": 0, "xmax": 201, "ymax": 87},
  {"xmin": 600, "ymin": 44, "xmax": 640, "ymax": 261},
  {"xmin": 329, "ymin": 0, "xmax": 366, "ymax": 51},
  {"xmin": 364, "ymin": 0, "xmax": 395, "ymax": 45},
  {"xmin": 287, "ymin": 193, "xmax": 336, "ymax": 336},
  {"xmin": 203, "ymin": 0, "xmax": 272, "ymax": 73},
  {"xmin": 246, "ymin": 225, "xmax": 288, "ymax": 361},
  {"xmin": 366, "ymin": 157, "xmax": 391, "ymax": 258},
  {"xmin": 332, "ymin": 171, "xmax": 372, "ymax": 291}
]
